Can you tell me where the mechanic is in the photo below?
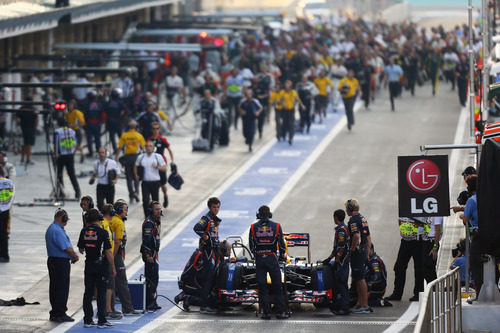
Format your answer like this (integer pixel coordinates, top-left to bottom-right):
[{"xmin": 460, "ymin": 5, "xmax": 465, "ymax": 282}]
[
  {"xmin": 323, "ymin": 209, "xmax": 350, "ymax": 315},
  {"xmin": 80, "ymin": 195, "xmax": 94, "ymax": 227},
  {"xmin": 149, "ymin": 122, "xmax": 174, "ymax": 208},
  {"xmin": 115, "ymin": 119, "xmax": 146, "ymax": 203},
  {"xmin": 174, "ymin": 240, "xmax": 232, "ymax": 311},
  {"xmin": 141, "ymin": 201, "xmax": 162, "ymax": 312},
  {"xmin": 100, "ymin": 204, "xmax": 120, "ymax": 320},
  {"xmin": 110, "ymin": 200, "xmax": 141, "ymax": 316},
  {"xmin": 77, "ymin": 208, "xmax": 116, "ymax": 328},
  {"xmin": 239, "ymin": 89, "xmax": 263, "ymax": 152},
  {"xmin": 89, "ymin": 147, "xmax": 120, "ymax": 211},
  {"xmin": 249, "ymin": 205, "xmax": 288, "ymax": 320},
  {"xmin": 104, "ymin": 89, "xmax": 127, "ymax": 154},
  {"xmin": 366, "ymin": 244, "xmax": 390, "ymax": 307},
  {"xmin": 193, "ymin": 197, "xmax": 222, "ymax": 314},
  {"xmin": 54, "ymin": 118, "xmax": 81, "ymax": 199},
  {"xmin": 385, "ymin": 217, "xmax": 425, "ymax": 302},
  {"xmin": 83, "ymin": 91, "xmax": 103, "ymax": 157},
  {"xmin": 345, "ymin": 199, "xmax": 371, "ymax": 314},
  {"xmin": 136, "ymin": 101, "xmax": 161, "ymax": 141}
]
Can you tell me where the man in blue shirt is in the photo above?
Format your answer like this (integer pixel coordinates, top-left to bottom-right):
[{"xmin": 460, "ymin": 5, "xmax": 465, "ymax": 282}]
[
  {"xmin": 45, "ymin": 209, "xmax": 79, "ymax": 323},
  {"xmin": 384, "ymin": 58, "xmax": 403, "ymax": 112},
  {"xmin": 462, "ymin": 183, "xmax": 478, "ymax": 229}
]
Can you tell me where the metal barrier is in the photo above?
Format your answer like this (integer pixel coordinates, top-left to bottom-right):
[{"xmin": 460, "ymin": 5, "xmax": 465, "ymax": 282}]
[{"xmin": 414, "ymin": 267, "xmax": 462, "ymax": 333}]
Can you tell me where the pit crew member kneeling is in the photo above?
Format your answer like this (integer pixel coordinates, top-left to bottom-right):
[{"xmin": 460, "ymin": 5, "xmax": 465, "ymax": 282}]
[
  {"xmin": 366, "ymin": 244, "xmax": 391, "ymax": 307},
  {"xmin": 174, "ymin": 240, "xmax": 232, "ymax": 310},
  {"xmin": 249, "ymin": 205, "xmax": 288, "ymax": 320}
]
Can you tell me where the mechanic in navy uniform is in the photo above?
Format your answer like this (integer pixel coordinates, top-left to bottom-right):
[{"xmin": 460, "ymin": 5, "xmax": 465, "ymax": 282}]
[
  {"xmin": 83, "ymin": 91, "xmax": 103, "ymax": 157},
  {"xmin": 193, "ymin": 197, "xmax": 221, "ymax": 314},
  {"xmin": 140, "ymin": 201, "xmax": 162, "ymax": 311},
  {"xmin": 323, "ymin": 209, "xmax": 351, "ymax": 315},
  {"xmin": 77, "ymin": 209, "xmax": 116, "ymax": 328},
  {"xmin": 174, "ymin": 240, "xmax": 232, "ymax": 310},
  {"xmin": 366, "ymin": 244, "xmax": 390, "ymax": 307},
  {"xmin": 345, "ymin": 198, "xmax": 372, "ymax": 314},
  {"xmin": 104, "ymin": 88, "xmax": 127, "ymax": 153},
  {"xmin": 249, "ymin": 205, "xmax": 288, "ymax": 320}
]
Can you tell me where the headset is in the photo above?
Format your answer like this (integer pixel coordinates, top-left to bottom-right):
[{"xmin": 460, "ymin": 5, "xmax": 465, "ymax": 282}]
[
  {"xmin": 56, "ymin": 208, "xmax": 69, "ymax": 223},
  {"xmin": 102, "ymin": 204, "xmax": 116, "ymax": 217},
  {"xmin": 148, "ymin": 201, "xmax": 160, "ymax": 216},
  {"xmin": 256, "ymin": 207, "xmax": 272, "ymax": 220},
  {"xmin": 346, "ymin": 199, "xmax": 355, "ymax": 212},
  {"xmin": 114, "ymin": 201, "xmax": 126, "ymax": 215},
  {"xmin": 80, "ymin": 195, "xmax": 94, "ymax": 209}
]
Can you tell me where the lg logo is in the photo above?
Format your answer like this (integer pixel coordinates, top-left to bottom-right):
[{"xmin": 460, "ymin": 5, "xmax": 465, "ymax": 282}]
[
  {"xmin": 407, "ymin": 159, "xmax": 441, "ymax": 214},
  {"xmin": 406, "ymin": 159, "xmax": 441, "ymax": 193}
]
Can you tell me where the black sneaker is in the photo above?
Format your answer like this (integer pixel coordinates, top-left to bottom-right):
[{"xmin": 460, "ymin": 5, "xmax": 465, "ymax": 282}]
[
  {"xmin": 163, "ymin": 195, "xmax": 168, "ymax": 208},
  {"xmin": 97, "ymin": 321, "xmax": 114, "ymax": 329},
  {"xmin": 182, "ymin": 295, "xmax": 190, "ymax": 311},
  {"xmin": 200, "ymin": 306, "xmax": 217, "ymax": 314},
  {"xmin": 276, "ymin": 312, "xmax": 289, "ymax": 319},
  {"xmin": 332, "ymin": 309, "xmax": 350, "ymax": 315},
  {"xmin": 59, "ymin": 314, "xmax": 75, "ymax": 322},
  {"xmin": 261, "ymin": 313, "xmax": 271, "ymax": 320},
  {"xmin": 409, "ymin": 295, "xmax": 419, "ymax": 302},
  {"xmin": 174, "ymin": 292, "xmax": 184, "ymax": 304},
  {"xmin": 84, "ymin": 321, "xmax": 97, "ymax": 328}
]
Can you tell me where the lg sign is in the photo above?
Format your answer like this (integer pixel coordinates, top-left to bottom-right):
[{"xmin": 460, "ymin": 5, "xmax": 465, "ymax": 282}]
[{"xmin": 398, "ymin": 156, "xmax": 450, "ymax": 217}]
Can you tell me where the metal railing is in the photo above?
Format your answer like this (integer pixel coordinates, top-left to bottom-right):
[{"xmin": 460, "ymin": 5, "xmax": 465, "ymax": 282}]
[{"xmin": 414, "ymin": 267, "xmax": 462, "ymax": 333}]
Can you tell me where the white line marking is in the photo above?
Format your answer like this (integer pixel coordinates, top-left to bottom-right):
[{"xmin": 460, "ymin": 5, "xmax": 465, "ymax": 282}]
[
  {"xmin": 133, "ymin": 106, "xmax": 358, "ymax": 332},
  {"xmin": 162, "ymin": 319, "xmax": 416, "ymax": 326},
  {"xmin": 382, "ymin": 302, "xmax": 420, "ymax": 333}
]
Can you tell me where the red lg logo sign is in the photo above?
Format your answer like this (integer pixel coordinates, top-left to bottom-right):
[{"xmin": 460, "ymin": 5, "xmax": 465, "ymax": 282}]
[{"xmin": 406, "ymin": 159, "xmax": 441, "ymax": 194}]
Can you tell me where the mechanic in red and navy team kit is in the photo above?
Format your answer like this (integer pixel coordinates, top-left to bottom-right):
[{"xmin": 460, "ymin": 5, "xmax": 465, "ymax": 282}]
[
  {"xmin": 140, "ymin": 201, "xmax": 162, "ymax": 312},
  {"xmin": 345, "ymin": 198, "xmax": 372, "ymax": 314},
  {"xmin": 323, "ymin": 209, "xmax": 351, "ymax": 315},
  {"xmin": 249, "ymin": 205, "xmax": 288, "ymax": 320},
  {"xmin": 148, "ymin": 121, "xmax": 174, "ymax": 209},
  {"xmin": 77, "ymin": 209, "xmax": 116, "ymax": 328},
  {"xmin": 193, "ymin": 197, "xmax": 222, "ymax": 314},
  {"xmin": 174, "ymin": 239, "xmax": 232, "ymax": 311},
  {"xmin": 366, "ymin": 244, "xmax": 390, "ymax": 308}
]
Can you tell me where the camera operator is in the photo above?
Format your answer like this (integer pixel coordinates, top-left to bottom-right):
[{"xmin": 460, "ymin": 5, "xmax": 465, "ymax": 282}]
[{"xmin": 450, "ymin": 238, "xmax": 471, "ymax": 287}]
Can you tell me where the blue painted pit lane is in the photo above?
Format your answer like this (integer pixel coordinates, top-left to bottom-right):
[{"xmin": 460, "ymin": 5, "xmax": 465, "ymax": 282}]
[{"xmin": 66, "ymin": 105, "xmax": 345, "ymax": 332}]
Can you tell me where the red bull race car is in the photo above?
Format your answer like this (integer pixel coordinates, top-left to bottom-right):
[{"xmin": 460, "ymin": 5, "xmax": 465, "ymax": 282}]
[{"xmin": 216, "ymin": 233, "xmax": 334, "ymax": 310}]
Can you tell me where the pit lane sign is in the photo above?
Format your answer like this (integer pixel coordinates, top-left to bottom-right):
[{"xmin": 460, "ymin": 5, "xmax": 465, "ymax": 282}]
[{"xmin": 398, "ymin": 155, "xmax": 450, "ymax": 217}]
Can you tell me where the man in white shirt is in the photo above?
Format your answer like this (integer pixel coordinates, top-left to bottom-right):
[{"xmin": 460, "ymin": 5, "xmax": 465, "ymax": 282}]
[
  {"xmin": 134, "ymin": 140, "xmax": 166, "ymax": 218},
  {"xmin": 166, "ymin": 66, "xmax": 186, "ymax": 102},
  {"xmin": 89, "ymin": 147, "xmax": 120, "ymax": 211}
]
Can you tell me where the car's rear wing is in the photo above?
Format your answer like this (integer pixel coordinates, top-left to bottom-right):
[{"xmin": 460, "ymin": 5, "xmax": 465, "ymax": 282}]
[{"xmin": 284, "ymin": 233, "xmax": 311, "ymax": 263}]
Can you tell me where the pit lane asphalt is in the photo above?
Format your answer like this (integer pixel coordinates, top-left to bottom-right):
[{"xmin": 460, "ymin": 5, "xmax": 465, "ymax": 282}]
[{"xmin": 0, "ymin": 81, "xmax": 472, "ymax": 333}]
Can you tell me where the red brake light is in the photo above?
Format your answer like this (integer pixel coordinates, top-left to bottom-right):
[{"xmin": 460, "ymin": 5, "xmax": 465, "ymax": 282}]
[{"xmin": 199, "ymin": 31, "xmax": 208, "ymax": 38}]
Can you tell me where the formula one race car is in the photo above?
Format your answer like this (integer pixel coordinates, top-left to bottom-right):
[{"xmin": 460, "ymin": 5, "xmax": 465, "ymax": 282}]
[{"xmin": 216, "ymin": 233, "xmax": 334, "ymax": 311}]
